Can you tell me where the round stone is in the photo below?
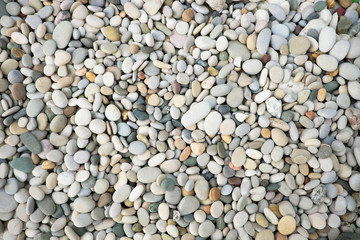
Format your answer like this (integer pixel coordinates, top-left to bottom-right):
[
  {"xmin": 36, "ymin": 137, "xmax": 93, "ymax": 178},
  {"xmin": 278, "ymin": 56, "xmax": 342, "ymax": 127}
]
[{"xmin": 278, "ymin": 216, "xmax": 296, "ymax": 235}]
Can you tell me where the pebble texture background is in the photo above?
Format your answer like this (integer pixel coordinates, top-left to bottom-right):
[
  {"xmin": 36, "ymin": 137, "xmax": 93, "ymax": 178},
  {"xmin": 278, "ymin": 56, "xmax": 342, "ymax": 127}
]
[{"xmin": 0, "ymin": 0, "xmax": 360, "ymax": 239}]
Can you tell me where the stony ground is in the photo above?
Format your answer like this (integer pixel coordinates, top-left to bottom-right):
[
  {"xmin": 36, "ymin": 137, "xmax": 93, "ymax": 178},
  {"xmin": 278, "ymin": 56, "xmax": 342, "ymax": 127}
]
[{"xmin": 0, "ymin": 0, "xmax": 360, "ymax": 239}]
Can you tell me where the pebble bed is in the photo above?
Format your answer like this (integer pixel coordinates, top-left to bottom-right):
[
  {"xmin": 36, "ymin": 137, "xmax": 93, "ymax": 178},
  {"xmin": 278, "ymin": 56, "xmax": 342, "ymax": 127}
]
[{"xmin": 0, "ymin": 0, "xmax": 360, "ymax": 239}]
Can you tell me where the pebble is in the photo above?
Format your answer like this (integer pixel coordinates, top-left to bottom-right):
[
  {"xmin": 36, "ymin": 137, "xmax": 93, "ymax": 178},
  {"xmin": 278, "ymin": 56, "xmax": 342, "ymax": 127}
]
[{"xmin": 0, "ymin": 1, "xmax": 359, "ymax": 239}]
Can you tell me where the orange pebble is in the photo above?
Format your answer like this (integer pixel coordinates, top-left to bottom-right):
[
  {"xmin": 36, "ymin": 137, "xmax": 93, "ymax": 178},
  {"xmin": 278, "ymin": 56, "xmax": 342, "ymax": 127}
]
[
  {"xmin": 229, "ymin": 162, "xmax": 241, "ymax": 170},
  {"xmin": 209, "ymin": 187, "xmax": 221, "ymax": 201},
  {"xmin": 138, "ymin": 71, "xmax": 145, "ymax": 80},
  {"xmin": 261, "ymin": 128, "xmax": 271, "ymax": 138},
  {"xmin": 305, "ymin": 111, "xmax": 314, "ymax": 120},
  {"xmin": 42, "ymin": 160, "xmax": 55, "ymax": 170},
  {"xmin": 317, "ymin": 88, "xmax": 326, "ymax": 102},
  {"xmin": 203, "ymin": 205, "xmax": 211, "ymax": 214},
  {"xmin": 86, "ymin": 72, "xmax": 95, "ymax": 82},
  {"xmin": 179, "ymin": 146, "xmax": 191, "ymax": 161}
]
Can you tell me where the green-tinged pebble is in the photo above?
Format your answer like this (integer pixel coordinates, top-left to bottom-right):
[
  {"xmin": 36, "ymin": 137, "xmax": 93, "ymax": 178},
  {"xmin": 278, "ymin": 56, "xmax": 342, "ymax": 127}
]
[
  {"xmin": 149, "ymin": 203, "xmax": 159, "ymax": 213},
  {"xmin": 113, "ymin": 223, "xmax": 125, "ymax": 237},
  {"xmin": 10, "ymin": 157, "xmax": 34, "ymax": 173},
  {"xmin": 20, "ymin": 132, "xmax": 42, "ymax": 154},
  {"xmin": 161, "ymin": 178, "xmax": 175, "ymax": 191}
]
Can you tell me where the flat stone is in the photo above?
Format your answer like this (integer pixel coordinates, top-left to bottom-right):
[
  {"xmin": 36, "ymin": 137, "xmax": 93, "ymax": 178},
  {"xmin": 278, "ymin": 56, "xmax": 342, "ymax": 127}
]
[
  {"xmin": 53, "ymin": 21, "xmax": 73, "ymax": 49},
  {"xmin": 0, "ymin": 189, "xmax": 17, "ymax": 213},
  {"xmin": 289, "ymin": 36, "xmax": 310, "ymax": 55},
  {"xmin": 36, "ymin": 196, "xmax": 56, "ymax": 215},
  {"xmin": 178, "ymin": 196, "xmax": 200, "ymax": 215},
  {"xmin": 277, "ymin": 216, "xmax": 296, "ymax": 235},
  {"xmin": 137, "ymin": 167, "xmax": 161, "ymax": 183},
  {"xmin": 20, "ymin": 132, "xmax": 42, "ymax": 154},
  {"xmin": 256, "ymin": 28, "xmax": 271, "ymax": 55},
  {"xmin": 181, "ymin": 101, "xmax": 211, "ymax": 128},
  {"xmin": 227, "ymin": 41, "xmax": 250, "ymax": 60},
  {"xmin": 316, "ymin": 54, "xmax": 338, "ymax": 72},
  {"xmin": 10, "ymin": 157, "xmax": 34, "ymax": 173},
  {"xmin": 129, "ymin": 141, "xmax": 146, "ymax": 155},
  {"xmin": 26, "ymin": 99, "xmax": 44, "ymax": 117},
  {"xmin": 345, "ymin": 108, "xmax": 360, "ymax": 130},
  {"xmin": 319, "ymin": 27, "xmax": 336, "ymax": 52},
  {"xmin": 11, "ymin": 83, "xmax": 26, "ymax": 100},
  {"xmin": 268, "ymin": 3, "xmax": 286, "ymax": 21},
  {"xmin": 0, "ymin": 145, "xmax": 16, "ymax": 159},
  {"xmin": 339, "ymin": 63, "xmax": 360, "ymax": 81}
]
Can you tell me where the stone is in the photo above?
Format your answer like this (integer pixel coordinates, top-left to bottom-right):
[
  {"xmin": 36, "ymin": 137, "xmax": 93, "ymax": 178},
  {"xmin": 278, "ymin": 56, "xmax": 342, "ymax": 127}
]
[
  {"xmin": 231, "ymin": 147, "xmax": 246, "ymax": 167},
  {"xmin": 36, "ymin": 196, "xmax": 56, "ymax": 215},
  {"xmin": 257, "ymin": 28, "xmax": 271, "ymax": 55},
  {"xmin": 277, "ymin": 216, "xmax": 296, "ymax": 235},
  {"xmin": 271, "ymin": 128, "xmax": 288, "ymax": 146},
  {"xmin": 181, "ymin": 101, "xmax": 211, "ymax": 128},
  {"xmin": 348, "ymin": 81, "xmax": 360, "ymax": 101},
  {"xmin": 137, "ymin": 167, "xmax": 161, "ymax": 183},
  {"xmin": 52, "ymin": 21, "xmax": 73, "ymax": 49},
  {"xmin": 10, "ymin": 157, "xmax": 34, "ymax": 173},
  {"xmin": 256, "ymin": 229, "xmax": 274, "ymax": 240},
  {"xmin": 0, "ymin": 189, "xmax": 17, "ymax": 212},
  {"xmin": 316, "ymin": 54, "xmax": 338, "ymax": 72},
  {"xmin": 349, "ymin": 173, "xmax": 360, "ymax": 191},
  {"xmin": 289, "ymin": 36, "xmax": 310, "ymax": 55},
  {"xmin": 227, "ymin": 41, "xmax": 250, "ymax": 60},
  {"xmin": 129, "ymin": 141, "xmax": 146, "ymax": 155},
  {"xmin": 268, "ymin": 4, "xmax": 286, "ymax": 21},
  {"xmin": 308, "ymin": 213, "xmax": 326, "ymax": 229},
  {"xmin": 339, "ymin": 63, "xmax": 360, "ymax": 80},
  {"xmin": 195, "ymin": 36, "xmax": 216, "ymax": 50},
  {"xmin": 233, "ymin": 211, "xmax": 248, "ymax": 228},
  {"xmin": 26, "ymin": 99, "xmax": 44, "ymax": 117},
  {"xmin": 345, "ymin": 108, "xmax": 360, "ymax": 130},
  {"xmin": 20, "ymin": 132, "xmax": 42, "ymax": 154},
  {"xmin": 0, "ymin": 145, "xmax": 16, "ymax": 159},
  {"xmin": 178, "ymin": 196, "xmax": 199, "ymax": 215},
  {"xmin": 242, "ymin": 59, "xmax": 263, "ymax": 75},
  {"xmin": 11, "ymin": 83, "xmax": 26, "ymax": 100},
  {"xmin": 319, "ymin": 27, "xmax": 336, "ymax": 52},
  {"xmin": 198, "ymin": 220, "xmax": 215, "ymax": 238}
]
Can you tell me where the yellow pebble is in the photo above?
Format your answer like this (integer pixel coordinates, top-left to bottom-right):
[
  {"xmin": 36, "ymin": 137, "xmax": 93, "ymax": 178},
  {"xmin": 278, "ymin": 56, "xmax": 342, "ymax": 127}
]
[
  {"xmin": 86, "ymin": 72, "xmax": 95, "ymax": 82},
  {"xmin": 317, "ymin": 88, "xmax": 326, "ymax": 102}
]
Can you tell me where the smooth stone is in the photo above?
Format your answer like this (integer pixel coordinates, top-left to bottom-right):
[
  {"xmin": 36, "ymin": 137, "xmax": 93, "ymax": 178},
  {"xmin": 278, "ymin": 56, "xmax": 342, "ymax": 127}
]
[
  {"xmin": 178, "ymin": 196, "xmax": 199, "ymax": 215},
  {"xmin": 194, "ymin": 36, "xmax": 216, "ymax": 50},
  {"xmin": 0, "ymin": 189, "xmax": 17, "ymax": 213},
  {"xmin": 198, "ymin": 220, "xmax": 215, "ymax": 238},
  {"xmin": 339, "ymin": 63, "xmax": 360, "ymax": 81},
  {"xmin": 52, "ymin": 21, "xmax": 73, "ymax": 49},
  {"xmin": 256, "ymin": 28, "xmax": 271, "ymax": 55},
  {"xmin": 242, "ymin": 59, "xmax": 263, "ymax": 75},
  {"xmin": 74, "ymin": 197, "xmax": 96, "ymax": 213},
  {"xmin": 316, "ymin": 54, "xmax": 338, "ymax": 72},
  {"xmin": 288, "ymin": 36, "xmax": 310, "ymax": 55},
  {"xmin": 227, "ymin": 41, "xmax": 250, "ymax": 60},
  {"xmin": 26, "ymin": 99, "xmax": 44, "ymax": 117},
  {"xmin": 36, "ymin": 196, "xmax": 56, "ymax": 215},
  {"xmin": 128, "ymin": 141, "xmax": 146, "ymax": 155},
  {"xmin": 0, "ymin": 145, "xmax": 16, "ymax": 159},
  {"xmin": 348, "ymin": 81, "xmax": 360, "ymax": 101},
  {"xmin": 137, "ymin": 167, "xmax": 161, "ymax": 183},
  {"xmin": 181, "ymin": 101, "xmax": 212, "ymax": 128},
  {"xmin": 10, "ymin": 157, "xmax": 34, "ymax": 173},
  {"xmin": 204, "ymin": 111, "xmax": 222, "ymax": 136},
  {"xmin": 319, "ymin": 27, "xmax": 336, "ymax": 53},
  {"xmin": 329, "ymin": 40, "xmax": 350, "ymax": 61},
  {"xmin": 268, "ymin": 3, "xmax": 286, "ymax": 21},
  {"xmin": 20, "ymin": 132, "xmax": 42, "ymax": 154},
  {"xmin": 349, "ymin": 173, "xmax": 360, "ymax": 191},
  {"xmin": 226, "ymin": 87, "xmax": 244, "ymax": 108}
]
